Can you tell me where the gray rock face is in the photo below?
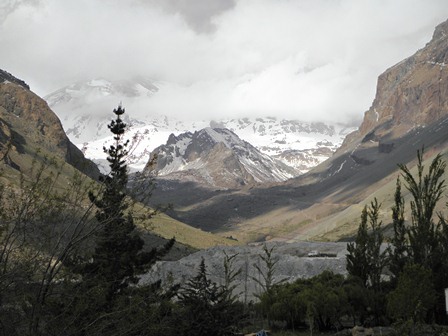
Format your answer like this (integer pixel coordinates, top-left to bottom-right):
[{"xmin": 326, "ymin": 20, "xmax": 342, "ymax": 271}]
[{"xmin": 141, "ymin": 241, "xmax": 348, "ymax": 301}]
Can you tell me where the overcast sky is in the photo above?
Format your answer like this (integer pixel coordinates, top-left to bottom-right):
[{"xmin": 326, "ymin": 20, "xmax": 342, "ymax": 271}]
[{"xmin": 1, "ymin": 0, "xmax": 448, "ymax": 123}]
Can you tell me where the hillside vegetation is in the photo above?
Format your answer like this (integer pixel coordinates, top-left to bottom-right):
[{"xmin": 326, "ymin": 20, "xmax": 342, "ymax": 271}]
[{"xmin": 0, "ymin": 77, "xmax": 235, "ymax": 251}]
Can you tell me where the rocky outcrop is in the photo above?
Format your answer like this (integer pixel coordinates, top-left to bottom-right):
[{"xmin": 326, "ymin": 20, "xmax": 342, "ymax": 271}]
[
  {"xmin": 358, "ymin": 19, "xmax": 448, "ymax": 138},
  {"xmin": 0, "ymin": 70, "xmax": 99, "ymax": 178},
  {"xmin": 274, "ymin": 147, "xmax": 334, "ymax": 174},
  {"xmin": 0, "ymin": 118, "xmax": 20, "ymax": 170},
  {"xmin": 141, "ymin": 242, "xmax": 347, "ymax": 300},
  {"xmin": 0, "ymin": 69, "xmax": 29, "ymax": 90}
]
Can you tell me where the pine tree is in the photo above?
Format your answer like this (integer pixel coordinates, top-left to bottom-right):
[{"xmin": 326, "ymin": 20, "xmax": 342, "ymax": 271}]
[
  {"xmin": 399, "ymin": 150, "xmax": 447, "ymax": 323},
  {"xmin": 178, "ymin": 258, "xmax": 243, "ymax": 336},
  {"xmin": 388, "ymin": 177, "xmax": 407, "ymax": 284},
  {"xmin": 347, "ymin": 199, "xmax": 388, "ymax": 325},
  {"xmin": 387, "ymin": 150, "xmax": 447, "ymax": 323},
  {"xmin": 222, "ymin": 252, "xmax": 242, "ymax": 302},
  {"xmin": 366, "ymin": 199, "xmax": 386, "ymax": 291},
  {"xmin": 346, "ymin": 206, "xmax": 370, "ymax": 287},
  {"xmin": 252, "ymin": 244, "xmax": 281, "ymax": 295},
  {"xmin": 62, "ymin": 106, "xmax": 174, "ymax": 335},
  {"xmin": 398, "ymin": 150, "xmax": 445, "ymax": 266},
  {"xmin": 84, "ymin": 105, "xmax": 151, "ymax": 300},
  {"xmin": 252, "ymin": 244, "xmax": 285, "ymax": 327},
  {"xmin": 346, "ymin": 199, "xmax": 387, "ymax": 290}
]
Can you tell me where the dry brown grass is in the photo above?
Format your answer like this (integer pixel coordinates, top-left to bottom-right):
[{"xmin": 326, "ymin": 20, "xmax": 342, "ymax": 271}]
[{"xmin": 0, "ymin": 146, "xmax": 237, "ymax": 251}]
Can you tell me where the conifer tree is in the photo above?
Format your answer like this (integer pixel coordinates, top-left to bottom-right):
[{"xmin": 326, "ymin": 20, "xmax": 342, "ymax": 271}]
[
  {"xmin": 222, "ymin": 252, "xmax": 242, "ymax": 301},
  {"xmin": 64, "ymin": 106, "xmax": 174, "ymax": 334},
  {"xmin": 84, "ymin": 105, "xmax": 150, "ymax": 299},
  {"xmin": 389, "ymin": 177, "xmax": 407, "ymax": 284},
  {"xmin": 396, "ymin": 150, "xmax": 447, "ymax": 323},
  {"xmin": 398, "ymin": 150, "xmax": 446, "ymax": 268},
  {"xmin": 346, "ymin": 206, "xmax": 370, "ymax": 287},
  {"xmin": 178, "ymin": 258, "xmax": 242, "ymax": 336},
  {"xmin": 252, "ymin": 244, "xmax": 285, "ymax": 327},
  {"xmin": 347, "ymin": 199, "xmax": 387, "ymax": 289},
  {"xmin": 252, "ymin": 244, "xmax": 281, "ymax": 294},
  {"xmin": 347, "ymin": 199, "xmax": 388, "ymax": 325}
]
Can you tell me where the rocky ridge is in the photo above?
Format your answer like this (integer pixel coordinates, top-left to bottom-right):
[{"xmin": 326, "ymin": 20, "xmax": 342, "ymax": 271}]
[
  {"xmin": 145, "ymin": 127, "xmax": 298, "ymax": 189},
  {"xmin": 0, "ymin": 69, "xmax": 29, "ymax": 90},
  {"xmin": 213, "ymin": 118, "xmax": 355, "ymax": 175},
  {"xmin": 0, "ymin": 70, "xmax": 99, "ymax": 178},
  {"xmin": 342, "ymin": 18, "xmax": 448, "ymax": 150}
]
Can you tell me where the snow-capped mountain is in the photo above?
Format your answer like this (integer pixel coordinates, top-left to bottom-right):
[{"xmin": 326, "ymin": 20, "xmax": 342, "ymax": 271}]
[
  {"xmin": 45, "ymin": 78, "xmax": 356, "ymax": 175},
  {"xmin": 45, "ymin": 77, "xmax": 160, "ymax": 143},
  {"xmin": 144, "ymin": 127, "xmax": 297, "ymax": 188},
  {"xmin": 210, "ymin": 118, "xmax": 355, "ymax": 174}
]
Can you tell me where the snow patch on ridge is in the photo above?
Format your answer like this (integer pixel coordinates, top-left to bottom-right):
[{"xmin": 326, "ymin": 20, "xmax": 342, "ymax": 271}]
[{"xmin": 150, "ymin": 127, "xmax": 297, "ymax": 186}]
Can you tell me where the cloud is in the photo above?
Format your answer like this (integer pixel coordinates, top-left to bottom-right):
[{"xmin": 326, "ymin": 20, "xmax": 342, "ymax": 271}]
[
  {"xmin": 145, "ymin": 0, "xmax": 236, "ymax": 34},
  {"xmin": 0, "ymin": 0, "xmax": 40, "ymax": 24},
  {"xmin": 1, "ymin": 0, "xmax": 448, "ymax": 123}
]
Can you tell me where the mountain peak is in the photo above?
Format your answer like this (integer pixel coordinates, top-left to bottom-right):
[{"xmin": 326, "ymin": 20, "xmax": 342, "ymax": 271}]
[
  {"xmin": 144, "ymin": 127, "xmax": 297, "ymax": 189},
  {"xmin": 0, "ymin": 69, "xmax": 30, "ymax": 90},
  {"xmin": 45, "ymin": 77, "xmax": 354, "ymax": 174},
  {"xmin": 432, "ymin": 18, "xmax": 448, "ymax": 41},
  {"xmin": 44, "ymin": 77, "xmax": 159, "ymax": 109},
  {"xmin": 197, "ymin": 127, "xmax": 244, "ymax": 150},
  {"xmin": 357, "ymin": 18, "xmax": 448, "ymax": 139}
]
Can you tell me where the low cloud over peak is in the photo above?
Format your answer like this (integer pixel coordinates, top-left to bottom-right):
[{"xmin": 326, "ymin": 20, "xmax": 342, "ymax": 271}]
[{"xmin": 1, "ymin": 0, "xmax": 448, "ymax": 124}]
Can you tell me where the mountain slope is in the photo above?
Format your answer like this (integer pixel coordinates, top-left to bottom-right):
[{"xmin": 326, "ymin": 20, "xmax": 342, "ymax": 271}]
[
  {"xmin": 214, "ymin": 118, "xmax": 355, "ymax": 174},
  {"xmin": 146, "ymin": 18, "xmax": 448, "ymax": 242},
  {"xmin": 0, "ymin": 69, "xmax": 99, "ymax": 179},
  {"xmin": 0, "ymin": 70, "xmax": 236, "ymax": 251},
  {"xmin": 79, "ymin": 117, "xmax": 353, "ymax": 175},
  {"xmin": 45, "ymin": 77, "xmax": 159, "ymax": 143},
  {"xmin": 145, "ymin": 127, "xmax": 297, "ymax": 189},
  {"xmin": 245, "ymin": 18, "xmax": 448, "ymax": 241}
]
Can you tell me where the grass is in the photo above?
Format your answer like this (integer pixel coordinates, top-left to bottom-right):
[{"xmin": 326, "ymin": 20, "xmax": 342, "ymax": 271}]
[
  {"xmin": 134, "ymin": 205, "xmax": 238, "ymax": 249},
  {"xmin": 0, "ymin": 144, "xmax": 238, "ymax": 251}
]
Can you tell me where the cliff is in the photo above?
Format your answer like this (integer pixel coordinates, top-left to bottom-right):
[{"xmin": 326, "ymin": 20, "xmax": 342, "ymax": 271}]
[{"xmin": 0, "ymin": 70, "xmax": 99, "ymax": 178}]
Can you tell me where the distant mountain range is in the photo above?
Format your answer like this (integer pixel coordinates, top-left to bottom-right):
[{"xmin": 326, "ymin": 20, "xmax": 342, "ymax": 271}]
[{"xmin": 44, "ymin": 79, "xmax": 355, "ymax": 175}]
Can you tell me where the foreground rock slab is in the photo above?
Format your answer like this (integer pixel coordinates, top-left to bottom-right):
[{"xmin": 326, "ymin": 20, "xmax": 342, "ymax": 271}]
[{"xmin": 141, "ymin": 241, "xmax": 348, "ymax": 300}]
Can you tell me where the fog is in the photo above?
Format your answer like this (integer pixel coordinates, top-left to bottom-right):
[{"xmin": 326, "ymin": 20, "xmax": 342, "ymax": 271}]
[{"xmin": 1, "ymin": 0, "xmax": 448, "ymax": 122}]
